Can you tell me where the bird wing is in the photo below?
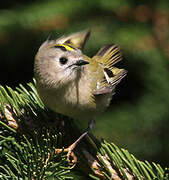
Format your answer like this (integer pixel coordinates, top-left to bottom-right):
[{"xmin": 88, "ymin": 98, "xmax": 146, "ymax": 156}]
[
  {"xmin": 55, "ymin": 29, "xmax": 90, "ymax": 50},
  {"xmin": 92, "ymin": 44, "xmax": 127, "ymax": 95},
  {"xmin": 38, "ymin": 29, "xmax": 90, "ymax": 51}
]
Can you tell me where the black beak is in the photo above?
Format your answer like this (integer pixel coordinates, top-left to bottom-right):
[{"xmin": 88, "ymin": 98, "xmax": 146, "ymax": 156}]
[{"xmin": 75, "ymin": 60, "xmax": 89, "ymax": 66}]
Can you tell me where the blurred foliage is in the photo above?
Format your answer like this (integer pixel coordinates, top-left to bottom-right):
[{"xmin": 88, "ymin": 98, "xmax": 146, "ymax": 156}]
[{"xmin": 0, "ymin": 0, "xmax": 169, "ymax": 168}]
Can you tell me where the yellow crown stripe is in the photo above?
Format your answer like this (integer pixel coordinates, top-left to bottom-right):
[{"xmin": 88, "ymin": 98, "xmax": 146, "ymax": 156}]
[{"xmin": 60, "ymin": 44, "xmax": 75, "ymax": 51}]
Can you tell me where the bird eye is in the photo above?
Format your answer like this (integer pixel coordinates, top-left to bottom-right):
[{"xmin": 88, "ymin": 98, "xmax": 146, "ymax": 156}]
[{"xmin": 59, "ymin": 57, "xmax": 68, "ymax": 65}]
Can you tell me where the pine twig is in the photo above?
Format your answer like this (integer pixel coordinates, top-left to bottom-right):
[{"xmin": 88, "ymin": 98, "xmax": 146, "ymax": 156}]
[{"xmin": 0, "ymin": 81, "xmax": 169, "ymax": 179}]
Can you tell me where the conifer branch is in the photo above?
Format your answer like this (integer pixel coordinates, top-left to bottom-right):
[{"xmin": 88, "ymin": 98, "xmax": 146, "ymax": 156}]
[{"xmin": 0, "ymin": 81, "xmax": 169, "ymax": 179}]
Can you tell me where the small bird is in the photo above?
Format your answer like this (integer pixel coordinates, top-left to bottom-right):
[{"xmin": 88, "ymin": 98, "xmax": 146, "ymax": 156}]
[{"xmin": 34, "ymin": 30, "xmax": 127, "ymax": 155}]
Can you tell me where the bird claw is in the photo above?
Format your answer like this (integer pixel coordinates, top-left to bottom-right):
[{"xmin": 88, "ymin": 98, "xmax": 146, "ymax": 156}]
[
  {"xmin": 55, "ymin": 125, "xmax": 93, "ymax": 167},
  {"xmin": 55, "ymin": 146, "xmax": 77, "ymax": 167},
  {"xmin": 66, "ymin": 148, "xmax": 77, "ymax": 166}
]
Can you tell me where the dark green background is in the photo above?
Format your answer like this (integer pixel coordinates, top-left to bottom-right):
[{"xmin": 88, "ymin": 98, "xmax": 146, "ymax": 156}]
[{"xmin": 0, "ymin": 0, "xmax": 169, "ymax": 167}]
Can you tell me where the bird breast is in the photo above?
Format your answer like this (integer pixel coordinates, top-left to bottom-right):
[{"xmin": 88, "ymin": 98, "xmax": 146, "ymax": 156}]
[{"xmin": 36, "ymin": 68, "xmax": 96, "ymax": 120}]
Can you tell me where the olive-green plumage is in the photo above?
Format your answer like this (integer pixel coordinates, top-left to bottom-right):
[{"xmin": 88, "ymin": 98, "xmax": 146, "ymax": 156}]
[{"xmin": 34, "ymin": 30, "xmax": 127, "ymax": 122}]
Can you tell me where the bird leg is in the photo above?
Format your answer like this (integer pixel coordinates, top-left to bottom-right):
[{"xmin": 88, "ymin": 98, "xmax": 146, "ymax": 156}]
[{"xmin": 55, "ymin": 119, "xmax": 95, "ymax": 165}]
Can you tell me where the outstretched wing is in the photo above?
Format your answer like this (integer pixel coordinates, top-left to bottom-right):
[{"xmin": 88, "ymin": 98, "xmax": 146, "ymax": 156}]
[
  {"xmin": 55, "ymin": 29, "xmax": 90, "ymax": 50},
  {"xmin": 92, "ymin": 44, "xmax": 127, "ymax": 95},
  {"xmin": 38, "ymin": 29, "xmax": 90, "ymax": 51}
]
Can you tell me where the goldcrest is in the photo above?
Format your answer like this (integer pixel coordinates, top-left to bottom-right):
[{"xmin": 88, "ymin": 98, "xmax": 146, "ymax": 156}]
[{"xmin": 34, "ymin": 30, "xmax": 127, "ymax": 126}]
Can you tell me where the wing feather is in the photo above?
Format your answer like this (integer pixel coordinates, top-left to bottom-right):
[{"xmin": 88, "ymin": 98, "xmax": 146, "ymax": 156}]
[{"xmin": 92, "ymin": 44, "xmax": 127, "ymax": 95}]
